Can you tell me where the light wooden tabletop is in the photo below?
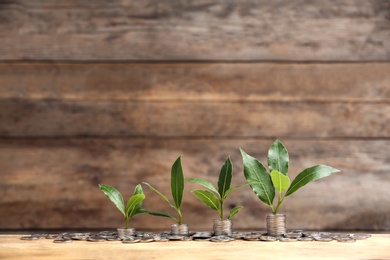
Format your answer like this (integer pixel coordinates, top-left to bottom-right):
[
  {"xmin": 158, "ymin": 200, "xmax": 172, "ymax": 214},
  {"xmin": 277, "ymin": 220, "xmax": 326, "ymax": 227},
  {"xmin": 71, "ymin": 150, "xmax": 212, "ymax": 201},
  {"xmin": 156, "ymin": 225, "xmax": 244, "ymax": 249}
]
[{"xmin": 1, "ymin": 234, "xmax": 389, "ymax": 260}]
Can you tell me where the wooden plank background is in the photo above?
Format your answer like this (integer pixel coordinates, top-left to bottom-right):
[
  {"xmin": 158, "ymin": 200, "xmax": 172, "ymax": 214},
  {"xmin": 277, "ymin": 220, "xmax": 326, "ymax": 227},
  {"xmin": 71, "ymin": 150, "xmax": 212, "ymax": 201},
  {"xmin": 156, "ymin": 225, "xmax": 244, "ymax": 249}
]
[{"xmin": 0, "ymin": 0, "xmax": 389, "ymax": 231}]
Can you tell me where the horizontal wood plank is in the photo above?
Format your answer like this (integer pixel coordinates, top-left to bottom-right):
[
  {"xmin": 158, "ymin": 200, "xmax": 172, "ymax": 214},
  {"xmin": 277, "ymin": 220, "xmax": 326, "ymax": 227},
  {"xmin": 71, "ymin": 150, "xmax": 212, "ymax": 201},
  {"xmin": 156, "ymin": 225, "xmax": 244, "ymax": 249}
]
[
  {"xmin": 0, "ymin": 99, "xmax": 388, "ymax": 138},
  {"xmin": 1, "ymin": 62, "xmax": 390, "ymax": 102},
  {"xmin": 0, "ymin": 0, "xmax": 389, "ymax": 61},
  {"xmin": 1, "ymin": 234, "xmax": 390, "ymax": 260},
  {"xmin": 1, "ymin": 138, "xmax": 389, "ymax": 230}
]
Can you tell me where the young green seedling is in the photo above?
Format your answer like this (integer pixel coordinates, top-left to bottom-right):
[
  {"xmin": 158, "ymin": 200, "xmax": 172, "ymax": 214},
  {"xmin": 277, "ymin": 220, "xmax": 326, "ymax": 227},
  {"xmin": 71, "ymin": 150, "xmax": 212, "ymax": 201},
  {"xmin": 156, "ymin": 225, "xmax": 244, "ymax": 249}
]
[
  {"xmin": 98, "ymin": 183, "xmax": 146, "ymax": 228},
  {"xmin": 240, "ymin": 139, "xmax": 340, "ymax": 214},
  {"xmin": 142, "ymin": 156, "xmax": 185, "ymax": 224},
  {"xmin": 186, "ymin": 156, "xmax": 244, "ymax": 220}
]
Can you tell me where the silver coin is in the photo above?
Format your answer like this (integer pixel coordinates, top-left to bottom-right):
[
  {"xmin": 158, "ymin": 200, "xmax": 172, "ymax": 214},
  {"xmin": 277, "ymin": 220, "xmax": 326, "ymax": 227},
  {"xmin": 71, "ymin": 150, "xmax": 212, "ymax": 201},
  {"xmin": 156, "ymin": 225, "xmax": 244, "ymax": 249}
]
[
  {"xmin": 279, "ymin": 237, "xmax": 298, "ymax": 242},
  {"xmin": 210, "ymin": 235, "xmax": 232, "ymax": 242},
  {"xmin": 122, "ymin": 238, "xmax": 141, "ymax": 243},
  {"xmin": 350, "ymin": 234, "xmax": 371, "ymax": 240},
  {"xmin": 53, "ymin": 238, "xmax": 73, "ymax": 243},
  {"xmin": 21, "ymin": 236, "xmax": 39, "ymax": 240},
  {"xmin": 192, "ymin": 232, "xmax": 212, "ymax": 239},
  {"xmin": 168, "ymin": 235, "xmax": 184, "ymax": 241},
  {"xmin": 260, "ymin": 235, "xmax": 278, "ymax": 242},
  {"xmin": 32, "ymin": 234, "xmax": 48, "ymax": 239},
  {"xmin": 298, "ymin": 237, "xmax": 314, "ymax": 241},
  {"xmin": 140, "ymin": 237, "xmax": 154, "ymax": 243},
  {"xmin": 284, "ymin": 232, "xmax": 302, "ymax": 239},
  {"xmin": 87, "ymin": 236, "xmax": 106, "ymax": 242},
  {"xmin": 314, "ymin": 237, "xmax": 333, "ymax": 242},
  {"xmin": 46, "ymin": 234, "xmax": 60, "ymax": 239},
  {"xmin": 243, "ymin": 234, "xmax": 260, "ymax": 241}
]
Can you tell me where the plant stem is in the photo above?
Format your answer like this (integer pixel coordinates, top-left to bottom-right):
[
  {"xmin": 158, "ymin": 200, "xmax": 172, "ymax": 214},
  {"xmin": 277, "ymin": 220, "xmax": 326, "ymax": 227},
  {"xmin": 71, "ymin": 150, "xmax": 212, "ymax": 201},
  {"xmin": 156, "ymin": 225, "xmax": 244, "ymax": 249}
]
[
  {"xmin": 177, "ymin": 208, "xmax": 183, "ymax": 225},
  {"xmin": 273, "ymin": 191, "xmax": 285, "ymax": 214},
  {"xmin": 219, "ymin": 199, "xmax": 224, "ymax": 219},
  {"xmin": 125, "ymin": 217, "xmax": 129, "ymax": 229}
]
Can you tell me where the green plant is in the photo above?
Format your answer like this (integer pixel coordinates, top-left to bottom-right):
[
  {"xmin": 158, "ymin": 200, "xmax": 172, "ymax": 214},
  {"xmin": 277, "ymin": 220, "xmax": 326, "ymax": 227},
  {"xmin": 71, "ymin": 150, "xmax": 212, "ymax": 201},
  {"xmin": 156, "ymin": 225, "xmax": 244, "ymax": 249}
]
[
  {"xmin": 186, "ymin": 156, "xmax": 244, "ymax": 220},
  {"xmin": 142, "ymin": 156, "xmax": 185, "ymax": 224},
  {"xmin": 98, "ymin": 183, "xmax": 146, "ymax": 228},
  {"xmin": 240, "ymin": 139, "xmax": 340, "ymax": 214}
]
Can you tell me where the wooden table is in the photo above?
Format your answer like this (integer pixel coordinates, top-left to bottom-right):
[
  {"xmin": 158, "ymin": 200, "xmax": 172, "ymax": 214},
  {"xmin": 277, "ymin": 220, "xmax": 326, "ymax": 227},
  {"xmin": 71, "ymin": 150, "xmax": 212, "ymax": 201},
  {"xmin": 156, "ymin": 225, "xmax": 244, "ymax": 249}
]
[{"xmin": 1, "ymin": 233, "xmax": 389, "ymax": 260}]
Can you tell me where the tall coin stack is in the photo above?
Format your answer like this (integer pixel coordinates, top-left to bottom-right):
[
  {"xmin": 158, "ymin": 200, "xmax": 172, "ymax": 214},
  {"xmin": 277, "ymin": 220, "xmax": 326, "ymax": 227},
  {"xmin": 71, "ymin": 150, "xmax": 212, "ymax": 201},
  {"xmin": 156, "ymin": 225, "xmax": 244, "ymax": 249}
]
[
  {"xmin": 213, "ymin": 219, "xmax": 232, "ymax": 236},
  {"xmin": 266, "ymin": 214, "xmax": 286, "ymax": 236}
]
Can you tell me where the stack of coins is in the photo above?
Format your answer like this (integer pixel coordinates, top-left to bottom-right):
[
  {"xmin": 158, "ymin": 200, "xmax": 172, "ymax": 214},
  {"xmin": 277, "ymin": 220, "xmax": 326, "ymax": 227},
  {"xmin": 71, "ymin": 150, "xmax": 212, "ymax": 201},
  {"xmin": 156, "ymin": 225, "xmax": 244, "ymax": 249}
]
[
  {"xmin": 117, "ymin": 228, "xmax": 135, "ymax": 239},
  {"xmin": 213, "ymin": 219, "xmax": 232, "ymax": 235},
  {"xmin": 266, "ymin": 214, "xmax": 286, "ymax": 236},
  {"xmin": 171, "ymin": 224, "xmax": 189, "ymax": 236}
]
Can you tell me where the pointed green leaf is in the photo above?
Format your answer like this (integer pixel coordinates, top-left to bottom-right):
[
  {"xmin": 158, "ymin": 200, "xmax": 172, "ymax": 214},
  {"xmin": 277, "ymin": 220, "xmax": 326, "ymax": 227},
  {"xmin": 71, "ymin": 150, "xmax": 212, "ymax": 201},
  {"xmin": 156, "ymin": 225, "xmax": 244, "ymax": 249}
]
[
  {"xmin": 222, "ymin": 183, "xmax": 249, "ymax": 200},
  {"xmin": 98, "ymin": 184, "xmax": 125, "ymax": 216},
  {"xmin": 185, "ymin": 178, "xmax": 219, "ymax": 196},
  {"xmin": 132, "ymin": 184, "xmax": 145, "ymax": 214},
  {"xmin": 126, "ymin": 194, "xmax": 145, "ymax": 218},
  {"xmin": 268, "ymin": 140, "xmax": 289, "ymax": 175},
  {"xmin": 141, "ymin": 209, "xmax": 177, "ymax": 222},
  {"xmin": 271, "ymin": 170, "xmax": 291, "ymax": 192},
  {"xmin": 228, "ymin": 206, "xmax": 244, "ymax": 220},
  {"xmin": 240, "ymin": 148, "xmax": 275, "ymax": 206},
  {"xmin": 171, "ymin": 156, "xmax": 184, "ymax": 209},
  {"xmin": 142, "ymin": 182, "xmax": 177, "ymax": 210},
  {"xmin": 218, "ymin": 156, "xmax": 233, "ymax": 199},
  {"xmin": 192, "ymin": 190, "xmax": 220, "ymax": 211},
  {"xmin": 286, "ymin": 165, "xmax": 340, "ymax": 196}
]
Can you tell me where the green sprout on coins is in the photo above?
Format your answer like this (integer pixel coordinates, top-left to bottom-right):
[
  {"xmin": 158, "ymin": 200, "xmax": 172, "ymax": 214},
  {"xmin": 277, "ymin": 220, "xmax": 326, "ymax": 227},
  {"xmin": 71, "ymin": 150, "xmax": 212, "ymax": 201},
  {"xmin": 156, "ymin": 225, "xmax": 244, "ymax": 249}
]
[
  {"xmin": 142, "ymin": 156, "xmax": 186, "ymax": 224},
  {"xmin": 98, "ymin": 183, "xmax": 146, "ymax": 228},
  {"xmin": 186, "ymin": 156, "xmax": 244, "ymax": 220},
  {"xmin": 240, "ymin": 139, "xmax": 340, "ymax": 214}
]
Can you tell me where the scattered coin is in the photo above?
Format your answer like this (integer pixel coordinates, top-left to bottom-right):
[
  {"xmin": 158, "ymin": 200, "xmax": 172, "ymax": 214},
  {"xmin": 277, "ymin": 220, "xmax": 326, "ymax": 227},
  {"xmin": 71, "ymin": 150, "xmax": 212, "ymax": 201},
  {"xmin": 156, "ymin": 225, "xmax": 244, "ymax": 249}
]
[
  {"xmin": 168, "ymin": 235, "xmax": 184, "ymax": 241},
  {"xmin": 350, "ymin": 234, "xmax": 371, "ymax": 240},
  {"xmin": 298, "ymin": 237, "xmax": 314, "ymax": 241},
  {"xmin": 53, "ymin": 238, "xmax": 73, "ymax": 243},
  {"xmin": 260, "ymin": 235, "xmax": 278, "ymax": 242},
  {"xmin": 284, "ymin": 232, "xmax": 302, "ymax": 239},
  {"xmin": 192, "ymin": 232, "xmax": 212, "ymax": 239},
  {"xmin": 243, "ymin": 234, "xmax": 260, "ymax": 241},
  {"xmin": 279, "ymin": 237, "xmax": 298, "ymax": 242},
  {"xmin": 314, "ymin": 237, "xmax": 333, "ymax": 242},
  {"xmin": 21, "ymin": 236, "xmax": 39, "ymax": 240},
  {"xmin": 122, "ymin": 237, "xmax": 141, "ymax": 243},
  {"xmin": 210, "ymin": 235, "xmax": 232, "ymax": 242},
  {"xmin": 87, "ymin": 236, "xmax": 106, "ymax": 242}
]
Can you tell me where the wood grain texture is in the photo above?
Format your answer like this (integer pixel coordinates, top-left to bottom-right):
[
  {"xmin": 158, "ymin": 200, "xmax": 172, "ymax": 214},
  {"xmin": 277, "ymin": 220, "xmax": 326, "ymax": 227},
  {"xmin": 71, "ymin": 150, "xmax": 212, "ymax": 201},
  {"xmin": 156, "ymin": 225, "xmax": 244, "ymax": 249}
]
[
  {"xmin": 1, "ymin": 138, "xmax": 389, "ymax": 230},
  {"xmin": 1, "ymin": 62, "xmax": 389, "ymax": 101},
  {"xmin": 1, "ymin": 234, "xmax": 390, "ymax": 260},
  {"xmin": 0, "ymin": 99, "xmax": 388, "ymax": 138},
  {"xmin": 0, "ymin": 0, "xmax": 389, "ymax": 61}
]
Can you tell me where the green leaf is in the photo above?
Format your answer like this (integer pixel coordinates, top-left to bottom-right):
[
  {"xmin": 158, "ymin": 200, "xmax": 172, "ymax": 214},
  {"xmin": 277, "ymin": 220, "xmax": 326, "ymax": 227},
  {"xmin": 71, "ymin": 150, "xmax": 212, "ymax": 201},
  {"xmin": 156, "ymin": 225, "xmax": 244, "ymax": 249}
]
[
  {"xmin": 98, "ymin": 184, "xmax": 125, "ymax": 216},
  {"xmin": 240, "ymin": 148, "xmax": 275, "ymax": 206},
  {"xmin": 142, "ymin": 182, "xmax": 177, "ymax": 210},
  {"xmin": 271, "ymin": 170, "xmax": 291, "ymax": 192},
  {"xmin": 285, "ymin": 165, "xmax": 340, "ymax": 196},
  {"xmin": 228, "ymin": 206, "xmax": 244, "ymax": 220},
  {"xmin": 126, "ymin": 194, "xmax": 145, "ymax": 218},
  {"xmin": 222, "ymin": 183, "xmax": 249, "ymax": 201},
  {"xmin": 218, "ymin": 156, "xmax": 233, "ymax": 199},
  {"xmin": 132, "ymin": 184, "xmax": 145, "ymax": 215},
  {"xmin": 268, "ymin": 139, "xmax": 289, "ymax": 175},
  {"xmin": 171, "ymin": 156, "xmax": 184, "ymax": 209},
  {"xmin": 185, "ymin": 178, "xmax": 219, "ymax": 196},
  {"xmin": 141, "ymin": 209, "xmax": 177, "ymax": 221},
  {"xmin": 192, "ymin": 190, "xmax": 220, "ymax": 211}
]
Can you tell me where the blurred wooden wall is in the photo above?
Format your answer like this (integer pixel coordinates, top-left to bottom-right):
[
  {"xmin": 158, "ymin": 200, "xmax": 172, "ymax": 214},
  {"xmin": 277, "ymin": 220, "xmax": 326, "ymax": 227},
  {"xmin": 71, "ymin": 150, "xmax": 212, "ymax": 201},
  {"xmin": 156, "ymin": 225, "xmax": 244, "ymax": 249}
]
[{"xmin": 0, "ymin": 0, "xmax": 389, "ymax": 231}]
